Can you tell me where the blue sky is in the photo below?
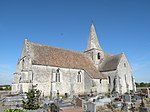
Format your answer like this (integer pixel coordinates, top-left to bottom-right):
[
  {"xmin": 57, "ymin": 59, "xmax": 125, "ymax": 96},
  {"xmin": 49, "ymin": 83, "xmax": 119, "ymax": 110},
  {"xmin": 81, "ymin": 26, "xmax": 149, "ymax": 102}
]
[{"xmin": 0, "ymin": 0, "xmax": 150, "ymax": 84}]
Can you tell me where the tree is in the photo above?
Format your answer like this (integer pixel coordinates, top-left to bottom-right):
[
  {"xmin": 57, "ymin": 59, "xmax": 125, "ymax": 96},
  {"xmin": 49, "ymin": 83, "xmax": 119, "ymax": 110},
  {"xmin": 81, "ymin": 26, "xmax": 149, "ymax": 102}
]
[
  {"xmin": 140, "ymin": 82, "xmax": 145, "ymax": 87},
  {"xmin": 135, "ymin": 82, "xmax": 150, "ymax": 87},
  {"xmin": 22, "ymin": 85, "xmax": 41, "ymax": 110}
]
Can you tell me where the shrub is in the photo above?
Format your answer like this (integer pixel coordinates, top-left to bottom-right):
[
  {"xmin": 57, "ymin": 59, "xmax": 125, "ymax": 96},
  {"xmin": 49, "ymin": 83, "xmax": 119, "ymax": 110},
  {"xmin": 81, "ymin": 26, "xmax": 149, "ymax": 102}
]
[
  {"xmin": 3, "ymin": 109, "xmax": 25, "ymax": 112},
  {"xmin": 22, "ymin": 85, "xmax": 41, "ymax": 110}
]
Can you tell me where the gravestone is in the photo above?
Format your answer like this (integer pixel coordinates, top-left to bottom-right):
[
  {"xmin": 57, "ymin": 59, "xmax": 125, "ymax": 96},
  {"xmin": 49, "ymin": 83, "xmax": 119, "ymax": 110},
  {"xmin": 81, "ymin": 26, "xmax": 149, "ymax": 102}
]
[
  {"xmin": 3, "ymin": 94, "xmax": 25, "ymax": 107},
  {"xmin": 86, "ymin": 102, "xmax": 96, "ymax": 112},
  {"xmin": 114, "ymin": 102, "xmax": 122, "ymax": 108},
  {"xmin": 121, "ymin": 101, "xmax": 128, "ymax": 112},
  {"xmin": 76, "ymin": 97, "xmax": 83, "ymax": 107},
  {"xmin": 124, "ymin": 95, "xmax": 131, "ymax": 102},
  {"xmin": 139, "ymin": 107, "xmax": 150, "ymax": 112},
  {"xmin": 134, "ymin": 95, "xmax": 141, "ymax": 100},
  {"xmin": 113, "ymin": 91, "xmax": 119, "ymax": 98}
]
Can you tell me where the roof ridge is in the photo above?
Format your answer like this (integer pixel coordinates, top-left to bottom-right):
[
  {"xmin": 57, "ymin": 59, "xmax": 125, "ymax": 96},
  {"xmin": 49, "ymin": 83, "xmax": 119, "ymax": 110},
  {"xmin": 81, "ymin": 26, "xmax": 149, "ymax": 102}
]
[{"xmin": 105, "ymin": 52, "xmax": 123, "ymax": 57}]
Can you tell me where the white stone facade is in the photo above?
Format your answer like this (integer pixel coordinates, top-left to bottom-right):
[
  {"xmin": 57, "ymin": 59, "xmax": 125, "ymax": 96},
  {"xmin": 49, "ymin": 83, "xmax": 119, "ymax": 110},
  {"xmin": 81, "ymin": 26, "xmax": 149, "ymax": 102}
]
[
  {"xmin": 12, "ymin": 63, "xmax": 108, "ymax": 97},
  {"xmin": 84, "ymin": 24, "xmax": 136, "ymax": 94},
  {"xmin": 12, "ymin": 24, "xmax": 136, "ymax": 97}
]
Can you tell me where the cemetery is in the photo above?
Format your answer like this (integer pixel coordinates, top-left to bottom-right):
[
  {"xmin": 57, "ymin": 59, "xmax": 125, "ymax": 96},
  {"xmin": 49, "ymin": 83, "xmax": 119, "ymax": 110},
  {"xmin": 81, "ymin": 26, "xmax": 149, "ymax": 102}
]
[{"xmin": 0, "ymin": 87, "xmax": 150, "ymax": 112}]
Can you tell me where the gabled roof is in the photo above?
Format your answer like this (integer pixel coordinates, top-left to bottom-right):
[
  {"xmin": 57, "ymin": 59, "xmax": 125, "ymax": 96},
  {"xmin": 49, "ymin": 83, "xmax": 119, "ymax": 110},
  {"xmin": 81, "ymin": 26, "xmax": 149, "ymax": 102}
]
[
  {"xmin": 99, "ymin": 53, "xmax": 123, "ymax": 72},
  {"xmin": 26, "ymin": 41, "xmax": 106, "ymax": 79}
]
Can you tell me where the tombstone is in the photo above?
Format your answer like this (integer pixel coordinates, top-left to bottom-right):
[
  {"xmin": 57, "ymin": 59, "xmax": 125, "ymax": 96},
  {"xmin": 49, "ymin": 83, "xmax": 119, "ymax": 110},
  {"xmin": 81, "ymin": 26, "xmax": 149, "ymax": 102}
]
[
  {"xmin": 76, "ymin": 97, "xmax": 83, "ymax": 107},
  {"xmin": 43, "ymin": 103, "xmax": 49, "ymax": 110},
  {"xmin": 124, "ymin": 95, "xmax": 131, "ymax": 102},
  {"xmin": 113, "ymin": 91, "xmax": 119, "ymax": 98},
  {"xmin": 84, "ymin": 95, "xmax": 89, "ymax": 101},
  {"xmin": 86, "ymin": 102, "xmax": 96, "ymax": 112},
  {"xmin": 50, "ymin": 103, "xmax": 59, "ymax": 112},
  {"xmin": 139, "ymin": 107, "xmax": 150, "ymax": 112},
  {"xmin": 114, "ymin": 102, "xmax": 122, "ymax": 108},
  {"xmin": 121, "ymin": 101, "xmax": 128, "ymax": 112},
  {"xmin": 134, "ymin": 95, "xmax": 141, "ymax": 100}
]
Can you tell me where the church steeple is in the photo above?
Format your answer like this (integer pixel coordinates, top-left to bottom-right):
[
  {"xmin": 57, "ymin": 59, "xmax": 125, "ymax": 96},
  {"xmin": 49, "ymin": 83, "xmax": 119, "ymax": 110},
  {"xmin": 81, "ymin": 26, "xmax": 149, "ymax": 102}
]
[
  {"xmin": 86, "ymin": 24, "xmax": 102, "ymax": 51},
  {"xmin": 84, "ymin": 24, "xmax": 104, "ymax": 69}
]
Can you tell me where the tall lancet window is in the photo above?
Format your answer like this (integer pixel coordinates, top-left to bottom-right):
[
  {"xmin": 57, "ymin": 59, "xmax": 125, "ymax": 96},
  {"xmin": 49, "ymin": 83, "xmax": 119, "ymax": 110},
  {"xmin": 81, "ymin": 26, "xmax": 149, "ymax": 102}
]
[
  {"xmin": 22, "ymin": 59, "xmax": 25, "ymax": 70},
  {"xmin": 108, "ymin": 76, "xmax": 111, "ymax": 84},
  {"xmin": 77, "ymin": 71, "xmax": 81, "ymax": 82},
  {"xmin": 56, "ymin": 68, "xmax": 60, "ymax": 82},
  {"xmin": 97, "ymin": 53, "xmax": 101, "ymax": 59}
]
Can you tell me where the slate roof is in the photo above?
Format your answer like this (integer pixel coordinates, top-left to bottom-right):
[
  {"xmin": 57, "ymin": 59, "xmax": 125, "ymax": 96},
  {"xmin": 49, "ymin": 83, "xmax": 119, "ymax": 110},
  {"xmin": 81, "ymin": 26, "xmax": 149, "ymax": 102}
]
[
  {"xmin": 27, "ymin": 41, "xmax": 106, "ymax": 79},
  {"xmin": 99, "ymin": 53, "xmax": 123, "ymax": 72}
]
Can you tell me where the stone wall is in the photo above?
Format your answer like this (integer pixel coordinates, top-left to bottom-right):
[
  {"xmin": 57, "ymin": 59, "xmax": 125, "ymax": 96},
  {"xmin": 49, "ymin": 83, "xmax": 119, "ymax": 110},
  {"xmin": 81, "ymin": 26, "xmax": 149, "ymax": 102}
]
[
  {"xmin": 117, "ymin": 54, "xmax": 135, "ymax": 94},
  {"xmin": 93, "ymin": 79, "xmax": 108, "ymax": 94},
  {"xmin": 101, "ymin": 54, "xmax": 136, "ymax": 94},
  {"xmin": 32, "ymin": 65, "xmax": 86, "ymax": 97},
  {"xmin": 12, "ymin": 41, "xmax": 33, "ymax": 94},
  {"xmin": 101, "ymin": 70, "xmax": 118, "ymax": 93},
  {"xmin": 12, "ymin": 63, "xmax": 107, "ymax": 97},
  {"xmin": 84, "ymin": 72, "xmax": 93, "ymax": 94}
]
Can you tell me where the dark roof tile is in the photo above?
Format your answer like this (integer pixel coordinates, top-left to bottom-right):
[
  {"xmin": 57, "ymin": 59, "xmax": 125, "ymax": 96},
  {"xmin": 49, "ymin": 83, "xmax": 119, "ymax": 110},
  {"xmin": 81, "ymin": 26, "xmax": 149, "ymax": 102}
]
[{"xmin": 100, "ymin": 53, "xmax": 123, "ymax": 72}]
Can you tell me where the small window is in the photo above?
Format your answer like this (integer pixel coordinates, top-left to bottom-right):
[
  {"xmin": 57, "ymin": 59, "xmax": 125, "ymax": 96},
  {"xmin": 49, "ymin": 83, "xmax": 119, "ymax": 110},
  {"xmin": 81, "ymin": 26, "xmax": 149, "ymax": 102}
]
[
  {"xmin": 56, "ymin": 68, "xmax": 60, "ymax": 73},
  {"xmin": 108, "ymin": 76, "xmax": 111, "ymax": 84},
  {"xmin": 22, "ymin": 59, "xmax": 25, "ymax": 69},
  {"xmin": 97, "ymin": 53, "xmax": 101, "ymax": 59},
  {"xmin": 56, "ymin": 68, "xmax": 60, "ymax": 82},
  {"xmin": 124, "ymin": 63, "xmax": 126, "ymax": 67},
  {"xmin": 19, "ymin": 77, "xmax": 21, "ymax": 82},
  {"xmin": 124, "ymin": 74, "xmax": 127, "ymax": 81},
  {"xmin": 77, "ymin": 71, "xmax": 81, "ymax": 82},
  {"xmin": 100, "ymin": 79, "xmax": 102, "ymax": 84}
]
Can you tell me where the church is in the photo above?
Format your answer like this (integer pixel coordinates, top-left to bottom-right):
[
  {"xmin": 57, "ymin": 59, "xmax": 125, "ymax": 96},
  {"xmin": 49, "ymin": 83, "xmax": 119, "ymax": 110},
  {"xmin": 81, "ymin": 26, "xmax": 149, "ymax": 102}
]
[{"xmin": 11, "ymin": 24, "xmax": 136, "ymax": 97}]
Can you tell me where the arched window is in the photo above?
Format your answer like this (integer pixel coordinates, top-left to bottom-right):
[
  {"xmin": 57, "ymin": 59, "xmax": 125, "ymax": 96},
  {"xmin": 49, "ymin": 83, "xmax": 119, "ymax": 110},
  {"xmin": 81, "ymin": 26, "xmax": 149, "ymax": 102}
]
[
  {"xmin": 100, "ymin": 79, "xmax": 102, "ymax": 84},
  {"xmin": 56, "ymin": 68, "xmax": 60, "ymax": 82},
  {"xmin": 108, "ymin": 76, "xmax": 111, "ymax": 84},
  {"xmin": 19, "ymin": 77, "xmax": 21, "ymax": 82},
  {"xmin": 77, "ymin": 71, "xmax": 81, "ymax": 82},
  {"xmin": 22, "ymin": 59, "xmax": 25, "ymax": 70},
  {"xmin": 125, "ymin": 74, "xmax": 126, "ymax": 81},
  {"xmin": 97, "ymin": 53, "xmax": 101, "ymax": 59},
  {"xmin": 124, "ymin": 63, "xmax": 126, "ymax": 67},
  {"xmin": 113, "ymin": 76, "xmax": 117, "ymax": 88}
]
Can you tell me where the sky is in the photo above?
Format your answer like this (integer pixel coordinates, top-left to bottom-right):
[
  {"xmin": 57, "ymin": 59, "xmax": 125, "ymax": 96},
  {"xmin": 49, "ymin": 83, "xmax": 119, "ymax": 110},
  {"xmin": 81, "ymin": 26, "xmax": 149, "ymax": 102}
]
[{"xmin": 0, "ymin": 0, "xmax": 150, "ymax": 84}]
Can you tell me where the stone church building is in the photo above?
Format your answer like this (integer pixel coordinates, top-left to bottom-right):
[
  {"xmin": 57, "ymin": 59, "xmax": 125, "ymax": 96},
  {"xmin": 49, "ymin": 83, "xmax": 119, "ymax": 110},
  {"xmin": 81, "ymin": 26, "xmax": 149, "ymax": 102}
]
[{"xmin": 12, "ymin": 24, "xmax": 136, "ymax": 97}]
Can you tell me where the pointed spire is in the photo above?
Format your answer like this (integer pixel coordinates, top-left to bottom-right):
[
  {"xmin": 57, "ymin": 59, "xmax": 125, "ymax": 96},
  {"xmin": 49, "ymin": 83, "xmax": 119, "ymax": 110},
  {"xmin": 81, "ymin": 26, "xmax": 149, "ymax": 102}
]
[{"xmin": 86, "ymin": 24, "xmax": 102, "ymax": 51}]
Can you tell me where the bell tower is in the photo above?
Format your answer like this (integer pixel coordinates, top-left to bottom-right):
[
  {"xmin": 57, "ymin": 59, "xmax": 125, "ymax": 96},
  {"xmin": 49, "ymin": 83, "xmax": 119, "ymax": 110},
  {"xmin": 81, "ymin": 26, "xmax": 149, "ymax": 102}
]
[{"xmin": 84, "ymin": 24, "xmax": 104, "ymax": 68}]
